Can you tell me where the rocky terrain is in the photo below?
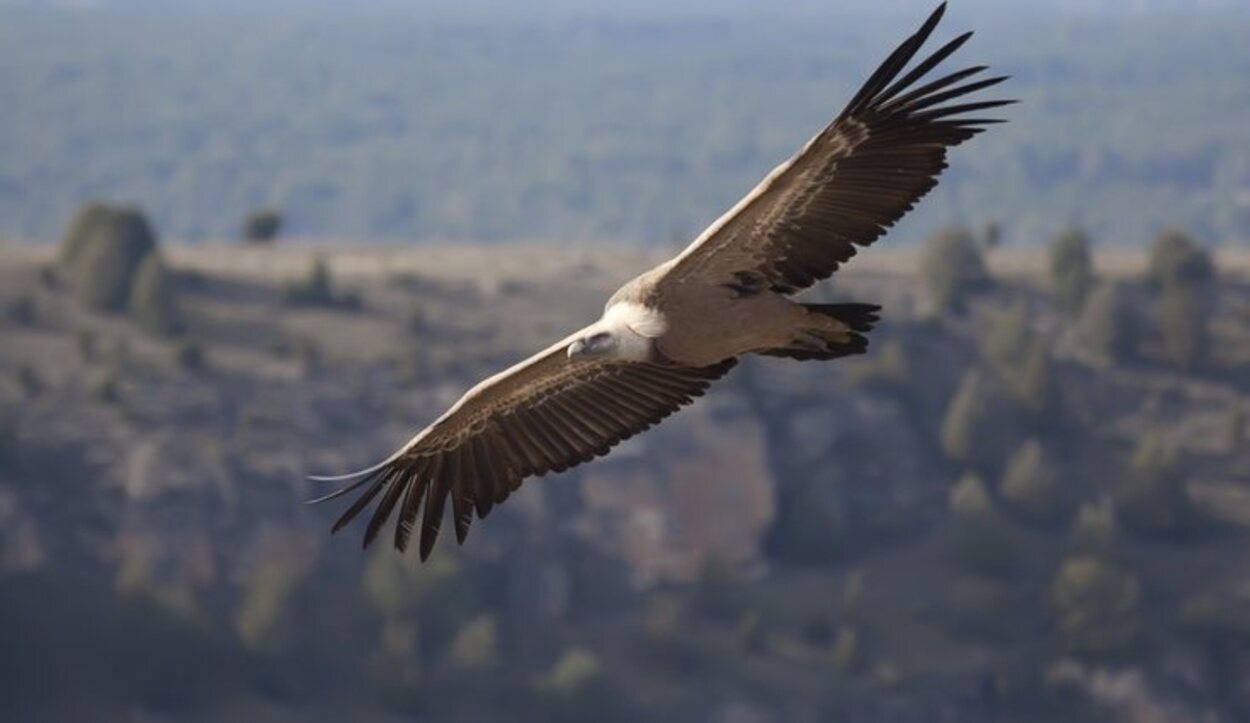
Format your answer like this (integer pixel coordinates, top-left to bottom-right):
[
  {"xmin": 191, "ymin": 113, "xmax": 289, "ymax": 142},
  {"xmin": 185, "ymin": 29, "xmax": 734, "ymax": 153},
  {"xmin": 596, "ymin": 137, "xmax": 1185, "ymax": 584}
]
[{"xmin": 1, "ymin": 235, "xmax": 1249, "ymax": 722}]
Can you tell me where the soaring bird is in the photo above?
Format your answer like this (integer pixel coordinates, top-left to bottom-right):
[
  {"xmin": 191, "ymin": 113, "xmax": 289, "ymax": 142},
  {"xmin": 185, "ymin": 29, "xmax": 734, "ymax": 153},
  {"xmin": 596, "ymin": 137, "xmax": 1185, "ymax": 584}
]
[{"xmin": 312, "ymin": 3, "xmax": 1011, "ymax": 560}]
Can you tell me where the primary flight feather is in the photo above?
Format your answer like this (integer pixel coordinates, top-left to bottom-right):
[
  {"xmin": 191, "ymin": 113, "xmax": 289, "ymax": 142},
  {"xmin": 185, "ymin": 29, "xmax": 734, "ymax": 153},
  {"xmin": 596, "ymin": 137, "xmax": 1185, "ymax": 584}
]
[{"xmin": 312, "ymin": 3, "xmax": 1012, "ymax": 561}]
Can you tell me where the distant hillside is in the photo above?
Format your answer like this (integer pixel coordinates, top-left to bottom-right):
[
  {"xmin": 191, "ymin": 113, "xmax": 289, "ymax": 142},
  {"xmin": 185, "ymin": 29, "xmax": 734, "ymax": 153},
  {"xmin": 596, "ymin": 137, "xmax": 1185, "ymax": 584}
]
[
  {"xmin": 2, "ymin": 238, "xmax": 1249, "ymax": 721},
  {"xmin": 2, "ymin": 3, "xmax": 1249, "ymax": 245}
]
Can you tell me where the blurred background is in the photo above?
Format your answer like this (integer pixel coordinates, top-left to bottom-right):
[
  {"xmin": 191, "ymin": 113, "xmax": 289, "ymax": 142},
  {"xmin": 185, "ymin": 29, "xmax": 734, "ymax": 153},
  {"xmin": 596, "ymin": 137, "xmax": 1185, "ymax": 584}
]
[{"xmin": 1, "ymin": 0, "xmax": 1249, "ymax": 721}]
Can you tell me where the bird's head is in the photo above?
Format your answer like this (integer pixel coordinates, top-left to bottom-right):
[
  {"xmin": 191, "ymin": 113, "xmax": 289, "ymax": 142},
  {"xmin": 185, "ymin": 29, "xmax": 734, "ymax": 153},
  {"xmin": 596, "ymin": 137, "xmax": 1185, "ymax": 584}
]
[
  {"xmin": 568, "ymin": 302, "xmax": 663, "ymax": 361},
  {"xmin": 567, "ymin": 330, "xmax": 617, "ymax": 359}
]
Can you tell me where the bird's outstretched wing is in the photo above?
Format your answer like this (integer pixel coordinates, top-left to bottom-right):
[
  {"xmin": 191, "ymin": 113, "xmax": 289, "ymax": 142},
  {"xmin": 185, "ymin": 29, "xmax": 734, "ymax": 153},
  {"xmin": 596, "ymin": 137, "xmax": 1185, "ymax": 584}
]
[
  {"xmin": 658, "ymin": 2, "xmax": 1012, "ymax": 295},
  {"xmin": 311, "ymin": 332, "xmax": 736, "ymax": 560}
]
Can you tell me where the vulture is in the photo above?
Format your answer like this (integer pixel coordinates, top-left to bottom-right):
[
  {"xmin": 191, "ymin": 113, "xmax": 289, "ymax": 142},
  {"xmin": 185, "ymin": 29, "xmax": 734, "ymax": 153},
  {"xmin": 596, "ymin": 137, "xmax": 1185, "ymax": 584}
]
[{"xmin": 312, "ymin": 3, "xmax": 1012, "ymax": 560}]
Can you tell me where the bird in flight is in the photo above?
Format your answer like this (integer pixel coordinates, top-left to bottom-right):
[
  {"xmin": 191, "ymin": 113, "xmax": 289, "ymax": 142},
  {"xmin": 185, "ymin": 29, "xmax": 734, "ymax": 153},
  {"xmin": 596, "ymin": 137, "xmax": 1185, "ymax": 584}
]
[{"xmin": 312, "ymin": 3, "xmax": 1011, "ymax": 560}]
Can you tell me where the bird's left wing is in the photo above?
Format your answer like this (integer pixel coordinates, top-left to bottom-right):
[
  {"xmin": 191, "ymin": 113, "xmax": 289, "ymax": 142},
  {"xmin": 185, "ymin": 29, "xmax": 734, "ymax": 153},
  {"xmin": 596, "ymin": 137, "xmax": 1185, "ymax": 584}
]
[
  {"xmin": 311, "ymin": 334, "xmax": 736, "ymax": 560},
  {"xmin": 656, "ymin": 3, "xmax": 1011, "ymax": 296}
]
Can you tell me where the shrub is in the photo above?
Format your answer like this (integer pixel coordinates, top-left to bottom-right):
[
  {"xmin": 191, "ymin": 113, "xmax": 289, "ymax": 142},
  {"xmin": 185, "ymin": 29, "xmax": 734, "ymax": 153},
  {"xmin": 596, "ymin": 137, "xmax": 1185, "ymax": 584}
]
[
  {"xmin": 921, "ymin": 226, "xmax": 989, "ymax": 313},
  {"xmin": 941, "ymin": 370, "xmax": 1010, "ymax": 469},
  {"xmin": 538, "ymin": 647, "xmax": 602, "ymax": 697},
  {"xmin": 283, "ymin": 254, "xmax": 359, "ymax": 308},
  {"xmin": 1050, "ymin": 555, "xmax": 1139, "ymax": 654},
  {"xmin": 949, "ymin": 472, "xmax": 993, "ymax": 516},
  {"xmin": 173, "ymin": 340, "xmax": 206, "ymax": 372},
  {"xmin": 1068, "ymin": 499, "xmax": 1118, "ymax": 554},
  {"xmin": 1157, "ymin": 282, "xmax": 1208, "ymax": 370},
  {"xmin": 243, "ymin": 208, "xmax": 282, "ymax": 243},
  {"xmin": 982, "ymin": 220, "xmax": 1002, "ymax": 250},
  {"xmin": 947, "ymin": 473, "xmax": 1025, "ymax": 578},
  {"xmin": 849, "ymin": 337, "xmax": 911, "ymax": 392},
  {"xmin": 128, "ymin": 253, "xmax": 183, "ymax": 337},
  {"xmin": 831, "ymin": 625, "xmax": 866, "ymax": 674},
  {"xmin": 362, "ymin": 546, "xmax": 470, "ymax": 633},
  {"xmin": 980, "ymin": 302, "xmax": 1033, "ymax": 373},
  {"xmin": 446, "ymin": 614, "xmax": 497, "ymax": 670},
  {"xmin": 88, "ymin": 367, "xmax": 119, "ymax": 403},
  {"xmin": 234, "ymin": 561, "xmax": 303, "ymax": 652},
  {"xmin": 63, "ymin": 205, "xmax": 158, "ymax": 311},
  {"xmin": 1000, "ymin": 439, "xmax": 1068, "ymax": 525},
  {"xmin": 1114, "ymin": 433, "xmax": 1197, "ymax": 537},
  {"xmin": 1014, "ymin": 339, "xmax": 1054, "ymax": 418},
  {"xmin": 1178, "ymin": 592, "xmax": 1250, "ymax": 643},
  {"xmin": 1050, "ymin": 228, "xmax": 1094, "ymax": 314},
  {"xmin": 1079, "ymin": 282, "xmax": 1138, "ymax": 363},
  {"xmin": 59, "ymin": 200, "xmax": 112, "ymax": 267},
  {"xmin": 1148, "ymin": 228, "xmax": 1213, "ymax": 291},
  {"xmin": 374, "ymin": 619, "xmax": 421, "ymax": 689}
]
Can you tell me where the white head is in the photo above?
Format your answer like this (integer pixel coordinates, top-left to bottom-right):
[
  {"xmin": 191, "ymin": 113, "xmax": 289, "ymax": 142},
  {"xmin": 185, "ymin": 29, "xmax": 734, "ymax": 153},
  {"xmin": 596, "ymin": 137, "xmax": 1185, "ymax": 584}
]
[{"xmin": 566, "ymin": 302, "xmax": 665, "ymax": 362}]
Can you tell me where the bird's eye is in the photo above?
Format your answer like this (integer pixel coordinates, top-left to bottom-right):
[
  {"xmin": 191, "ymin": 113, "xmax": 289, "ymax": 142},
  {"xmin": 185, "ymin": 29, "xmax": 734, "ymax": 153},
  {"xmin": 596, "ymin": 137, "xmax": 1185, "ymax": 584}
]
[{"xmin": 590, "ymin": 332, "xmax": 610, "ymax": 343}]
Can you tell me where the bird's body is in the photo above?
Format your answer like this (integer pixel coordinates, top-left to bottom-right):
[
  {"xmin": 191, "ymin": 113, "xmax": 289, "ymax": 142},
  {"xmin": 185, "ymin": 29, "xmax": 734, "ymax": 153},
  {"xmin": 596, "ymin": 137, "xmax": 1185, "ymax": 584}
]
[{"xmin": 313, "ymin": 3, "xmax": 1012, "ymax": 560}]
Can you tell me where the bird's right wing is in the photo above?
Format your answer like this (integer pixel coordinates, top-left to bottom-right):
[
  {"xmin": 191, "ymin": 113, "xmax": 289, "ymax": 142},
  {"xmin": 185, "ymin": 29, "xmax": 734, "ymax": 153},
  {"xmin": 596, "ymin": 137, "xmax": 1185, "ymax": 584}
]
[
  {"xmin": 311, "ymin": 333, "xmax": 736, "ymax": 560},
  {"xmin": 656, "ymin": 3, "xmax": 1011, "ymax": 296}
]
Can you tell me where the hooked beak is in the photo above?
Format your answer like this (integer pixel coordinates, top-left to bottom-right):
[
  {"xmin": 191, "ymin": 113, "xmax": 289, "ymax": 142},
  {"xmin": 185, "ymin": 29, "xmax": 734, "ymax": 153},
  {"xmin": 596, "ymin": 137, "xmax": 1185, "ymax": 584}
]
[{"xmin": 567, "ymin": 339, "xmax": 587, "ymax": 358}]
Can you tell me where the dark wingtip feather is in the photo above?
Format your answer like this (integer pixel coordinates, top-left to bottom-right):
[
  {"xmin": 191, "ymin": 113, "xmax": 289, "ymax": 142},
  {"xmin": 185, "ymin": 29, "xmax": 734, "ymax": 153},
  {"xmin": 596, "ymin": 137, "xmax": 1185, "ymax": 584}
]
[{"xmin": 844, "ymin": 1, "xmax": 947, "ymax": 115}]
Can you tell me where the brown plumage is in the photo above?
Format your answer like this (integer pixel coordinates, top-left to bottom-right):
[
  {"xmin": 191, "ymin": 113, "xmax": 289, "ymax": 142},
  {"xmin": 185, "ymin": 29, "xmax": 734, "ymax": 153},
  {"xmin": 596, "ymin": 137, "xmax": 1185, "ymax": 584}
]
[{"xmin": 311, "ymin": 2, "xmax": 1011, "ymax": 560}]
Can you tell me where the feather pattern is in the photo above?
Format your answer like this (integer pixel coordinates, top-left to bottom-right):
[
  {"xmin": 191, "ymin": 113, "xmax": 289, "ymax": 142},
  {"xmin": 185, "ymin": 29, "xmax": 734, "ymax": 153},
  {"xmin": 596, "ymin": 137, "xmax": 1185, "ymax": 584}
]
[
  {"xmin": 316, "ymin": 332, "xmax": 735, "ymax": 561},
  {"xmin": 661, "ymin": 1, "xmax": 1013, "ymax": 295}
]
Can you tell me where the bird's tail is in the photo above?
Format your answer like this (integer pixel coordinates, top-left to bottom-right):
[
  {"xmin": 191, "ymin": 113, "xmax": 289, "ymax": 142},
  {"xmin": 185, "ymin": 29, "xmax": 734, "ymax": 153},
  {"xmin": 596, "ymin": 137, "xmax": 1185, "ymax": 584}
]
[{"xmin": 757, "ymin": 302, "xmax": 880, "ymax": 361}]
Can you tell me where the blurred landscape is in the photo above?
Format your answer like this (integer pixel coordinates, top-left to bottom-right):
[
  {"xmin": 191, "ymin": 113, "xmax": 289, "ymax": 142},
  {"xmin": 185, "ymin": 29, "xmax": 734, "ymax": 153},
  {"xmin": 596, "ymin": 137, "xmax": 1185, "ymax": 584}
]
[
  {"xmin": 3, "ymin": 1, "xmax": 1250, "ymax": 722},
  {"xmin": 2, "ymin": 0, "xmax": 1249, "ymax": 246}
]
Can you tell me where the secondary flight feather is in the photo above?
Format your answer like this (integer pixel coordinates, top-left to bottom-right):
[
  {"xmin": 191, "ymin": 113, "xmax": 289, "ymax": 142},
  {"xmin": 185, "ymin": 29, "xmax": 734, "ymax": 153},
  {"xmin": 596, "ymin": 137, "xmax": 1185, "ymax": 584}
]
[{"xmin": 311, "ymin": 3, "xmax": 1012, "ymax": 560}]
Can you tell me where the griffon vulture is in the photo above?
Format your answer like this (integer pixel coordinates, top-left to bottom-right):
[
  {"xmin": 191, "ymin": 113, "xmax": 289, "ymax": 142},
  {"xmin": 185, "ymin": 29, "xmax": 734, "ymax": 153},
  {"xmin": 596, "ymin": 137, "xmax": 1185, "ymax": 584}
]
[{"xmin": 312, "ymin": 3, "xmax": 1011, "ymax": 560}]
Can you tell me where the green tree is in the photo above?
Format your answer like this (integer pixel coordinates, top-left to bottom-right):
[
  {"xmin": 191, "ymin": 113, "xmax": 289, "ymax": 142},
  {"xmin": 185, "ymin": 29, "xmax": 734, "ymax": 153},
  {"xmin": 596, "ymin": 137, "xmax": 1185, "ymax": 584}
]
[
  {"xmin": 921, "ymin": 226, "xmax": 989, "ymax": 313},
  {"xmin": 947, "ymin": 473, "xmax": 1024, "ymax": 578},
  {"xmin": 534, "ymin": 647, "xmax": 629, "ymax": 722},
  {"xmin": 243, "ymin": 208, "xmax": 283, "ymax": 243},
  {"xmin": 1068, "ymin": 499, "xmax": 1119, "ymax": 554},
  {"xmin": 1050, "ymin": 227, "xmax": 1094, "ymax": 314},
  {"xmin": 1114, "ymin": 433, "xmax": 1197, "ymax": 537},
  {"xmin": 1148, "ymin": 228, "xmax": 1213, "ymax": 291},
  {"xmin": 234, "ymin": 560, "xmax": 304, "ymax": 652},
  {"xmin": 128, "ymin": 253, "xmax": 182, "ymax": 336},
  {"xmin": 446, "ymin": 614, "xmax": 498, "ymax": 671},
  {"xmin": 1014, "ymin": 338, "xmax": 1054, "ymax": 418},
  {"xmin": 941, "ymin": 370, "xmax": 1010, "ymax": 469},
  {"xmin": 1050, "ymin": 555, "xmax": 1140, "ymax": 654},
  {"xmin": 831, "ymin": 625, "xmax": 866, "ymax": 674},
  {"xmin": 1079, "ymin": 282, "xmax": 1138, "ymax": 363},
  {"xmin": 849, "ymin": 337, "xmax": 910, "ymax": 392},
  {"xmin": 980, "ymin": 302, "xmax": 1033, "ymax": 373},
  {"xmin": 59, "ymin": 201, "xmax": 112, "ymax": 267},
  {"xmin": 283, "ymin": 254, "xmax": 358, "ymax": 308},
  {"xmin": 1000, "ymin": 439, "xmax": 1068, "ymax": 525},
  {"xmin": 64, "ymin": 205, "xmax": 158, "ymax": 311},
  {"xmin": 173, "ymin": 340, "xmax": 207, "ymax": 372},
  {"xmin": 1157, "ymin": 282, "xmax": 1208, "ymax": 370}
]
